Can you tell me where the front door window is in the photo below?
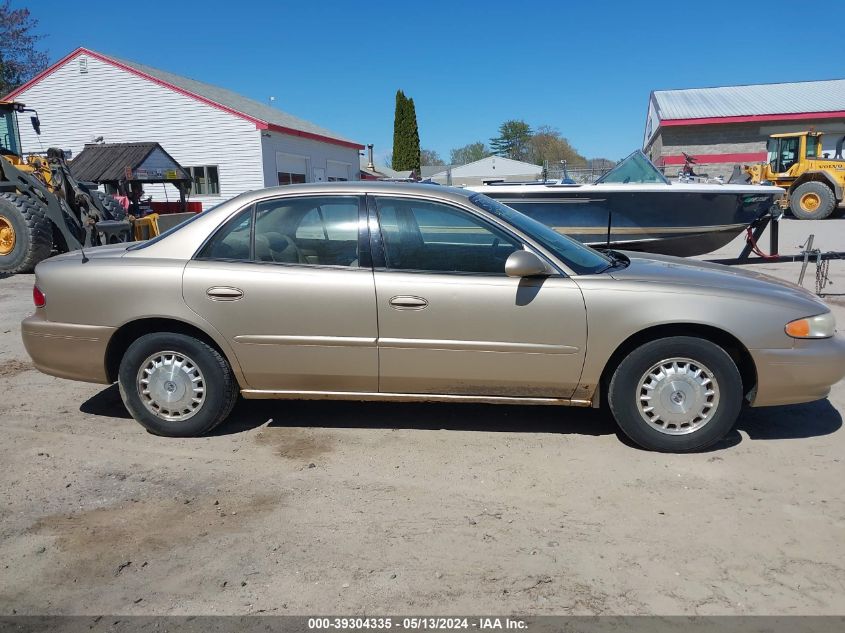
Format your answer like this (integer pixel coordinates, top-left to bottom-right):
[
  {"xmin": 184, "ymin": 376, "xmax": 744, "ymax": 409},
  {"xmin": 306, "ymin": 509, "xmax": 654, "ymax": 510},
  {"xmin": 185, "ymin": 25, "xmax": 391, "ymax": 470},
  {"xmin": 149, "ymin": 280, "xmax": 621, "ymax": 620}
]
[{"xmin": 374, "ymin": 197, "xmax": 520, "ymax": 274}]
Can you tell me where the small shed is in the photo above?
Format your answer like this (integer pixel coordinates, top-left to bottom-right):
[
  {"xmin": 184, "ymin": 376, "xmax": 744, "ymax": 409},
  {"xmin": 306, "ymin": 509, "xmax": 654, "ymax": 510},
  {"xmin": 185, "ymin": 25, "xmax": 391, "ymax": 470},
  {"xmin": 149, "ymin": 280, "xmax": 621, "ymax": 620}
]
[{"xmin": 70, "ymin": 142, "xmax": 194, "ymax": 215}]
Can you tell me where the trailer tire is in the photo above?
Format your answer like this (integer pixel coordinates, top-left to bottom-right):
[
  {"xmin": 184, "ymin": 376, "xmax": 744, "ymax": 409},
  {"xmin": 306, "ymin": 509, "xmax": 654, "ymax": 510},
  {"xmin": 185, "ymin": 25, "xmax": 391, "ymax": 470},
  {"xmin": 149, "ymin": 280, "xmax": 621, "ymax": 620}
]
[
  {"xmin": 90, "ymin": 190, "xmax": 126, "ymax": 221},
  {"xmin": 790, "ymin": 182, "xmax": 836, "ymax": 220},
  {"xmin": 0, "ymin": 192, "xmax": 53, "ymax": 274}
]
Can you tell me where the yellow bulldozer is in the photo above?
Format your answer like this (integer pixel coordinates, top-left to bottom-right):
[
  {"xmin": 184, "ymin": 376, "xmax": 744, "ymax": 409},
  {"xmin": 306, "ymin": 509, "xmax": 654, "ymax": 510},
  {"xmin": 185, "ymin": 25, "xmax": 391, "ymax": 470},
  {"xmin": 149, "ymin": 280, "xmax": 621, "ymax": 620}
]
[
  {"xmin": 0, "ymin": 100, "xmax": 129, "ymax": 273},
  {"xmin": 742, "ymin": 131, "xmax": 845, "ymax": 220}
]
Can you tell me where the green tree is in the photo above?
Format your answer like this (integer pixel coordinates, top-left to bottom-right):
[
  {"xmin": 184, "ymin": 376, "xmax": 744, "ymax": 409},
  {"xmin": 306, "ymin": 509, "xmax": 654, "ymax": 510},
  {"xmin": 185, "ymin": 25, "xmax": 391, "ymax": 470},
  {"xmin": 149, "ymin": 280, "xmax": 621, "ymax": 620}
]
[
  {"xmin": 392, "ymin": 90, "xmax": 421, "ymax": 173},
  {"xmin": 449, "ymin": 141, "xmax": 491, "ymax": 165},
  {"xmin": 420, "ymin": 149, "xmax": 444, "ymax": 166},
  {"xmin": 0, "ymin": 0, "xmax": 48, "ymax": 95},
  {"xmin": 490, "ymin": 120, "xmax": 533, "ymax": 162},
  {"xmin": 406, "ymin": 96, "xmax": 421, "ymax": 173},
  {"xmin": 528, "ymin": 125, "xmax": 587, "ymax": 167}
]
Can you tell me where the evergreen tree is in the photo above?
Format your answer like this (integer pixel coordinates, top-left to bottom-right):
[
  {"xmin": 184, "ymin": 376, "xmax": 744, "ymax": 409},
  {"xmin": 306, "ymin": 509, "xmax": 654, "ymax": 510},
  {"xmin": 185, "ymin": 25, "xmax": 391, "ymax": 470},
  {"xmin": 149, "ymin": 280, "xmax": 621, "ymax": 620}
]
[
  {"xmin": 406, "ymin": 97, "xmax": 421, "ymax": 174},
  {"xmin": 391, "ymin": 90, "xmax": 421, "ymax": 174},
  {"xmin": 391, "ymin": 90, "xmax": 408, "ymax": 171},
  {"xmin": 490, "ymin": 120, "xmax": 533, "ymax": 162}
]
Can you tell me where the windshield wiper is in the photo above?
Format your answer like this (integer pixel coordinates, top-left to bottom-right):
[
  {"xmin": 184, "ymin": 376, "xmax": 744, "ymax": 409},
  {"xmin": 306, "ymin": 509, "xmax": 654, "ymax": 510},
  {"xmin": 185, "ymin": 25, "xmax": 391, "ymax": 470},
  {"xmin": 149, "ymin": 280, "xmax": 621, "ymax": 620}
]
[{"xmin": 596, "ymin": 249, "xmax": 630, "ymax": 273}]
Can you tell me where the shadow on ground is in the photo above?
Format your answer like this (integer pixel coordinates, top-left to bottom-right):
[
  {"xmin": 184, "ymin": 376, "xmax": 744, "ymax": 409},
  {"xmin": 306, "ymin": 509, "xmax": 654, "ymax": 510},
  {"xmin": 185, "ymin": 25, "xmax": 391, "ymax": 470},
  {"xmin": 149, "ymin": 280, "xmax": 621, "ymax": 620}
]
[{"xmin": 80, "ymin": 384, "xmax": 842, "ymax": 451}]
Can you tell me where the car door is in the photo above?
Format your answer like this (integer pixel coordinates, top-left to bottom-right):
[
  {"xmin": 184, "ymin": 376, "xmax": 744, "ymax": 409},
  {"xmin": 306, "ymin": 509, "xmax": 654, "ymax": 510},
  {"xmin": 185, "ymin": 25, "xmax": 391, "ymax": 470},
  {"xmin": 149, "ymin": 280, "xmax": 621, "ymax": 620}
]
[
  {"xmin": 369, "ymin": 194, "xmax": 587, "ymax": 398},
  {"xmin": 182, "ymin": 194, "xmax": 377, "ymax": 392}
]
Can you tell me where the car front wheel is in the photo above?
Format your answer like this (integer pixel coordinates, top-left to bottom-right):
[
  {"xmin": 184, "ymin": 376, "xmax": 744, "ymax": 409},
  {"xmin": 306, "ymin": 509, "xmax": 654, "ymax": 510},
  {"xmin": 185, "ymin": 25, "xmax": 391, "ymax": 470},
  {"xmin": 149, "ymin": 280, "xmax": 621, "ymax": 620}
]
[
  {"xmin": 118, "ymin": 332, "xmax": 238, "ymax": 437},
  {"xmin": 608, "ymin": 336, "xmax": 743, "ymax": 452}
]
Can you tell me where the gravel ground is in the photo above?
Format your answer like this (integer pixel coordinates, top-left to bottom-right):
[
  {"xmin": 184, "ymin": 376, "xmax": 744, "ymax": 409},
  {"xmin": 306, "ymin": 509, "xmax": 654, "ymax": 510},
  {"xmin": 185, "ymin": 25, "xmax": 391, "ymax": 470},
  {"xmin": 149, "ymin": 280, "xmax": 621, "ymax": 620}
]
[{"xmin": 0, "ymin": 217, "xmax": 843, "ymax": 616}]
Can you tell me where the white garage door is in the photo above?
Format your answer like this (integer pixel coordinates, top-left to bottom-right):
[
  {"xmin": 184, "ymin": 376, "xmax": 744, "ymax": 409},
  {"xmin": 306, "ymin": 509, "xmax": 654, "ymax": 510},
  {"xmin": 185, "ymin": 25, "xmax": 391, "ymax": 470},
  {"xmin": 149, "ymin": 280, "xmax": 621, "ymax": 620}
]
[
  {"xmin": 277, "ymin": 152, "xmax": 308, "ymax": 185},
  {"xmin": 327, "ymin": 161, "xmax": 351, "ymax": 182}
]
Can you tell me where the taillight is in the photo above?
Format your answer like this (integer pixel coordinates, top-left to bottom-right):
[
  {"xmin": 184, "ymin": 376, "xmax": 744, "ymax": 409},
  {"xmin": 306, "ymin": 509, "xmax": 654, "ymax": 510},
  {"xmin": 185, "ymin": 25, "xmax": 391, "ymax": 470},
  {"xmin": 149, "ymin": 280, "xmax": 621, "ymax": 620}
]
[{"xmin": 33, "ymin": 285, "xmax": 46, "ymax": 308}]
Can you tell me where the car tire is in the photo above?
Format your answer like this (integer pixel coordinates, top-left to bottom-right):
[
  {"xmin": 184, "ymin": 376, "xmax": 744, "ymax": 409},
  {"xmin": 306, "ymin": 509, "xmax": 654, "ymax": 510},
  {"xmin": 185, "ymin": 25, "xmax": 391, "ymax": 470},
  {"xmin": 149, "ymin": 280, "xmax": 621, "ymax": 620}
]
[
  {"xmin": 607, "ymin": 336, "xmax": 743, "ymax": 452},
  {"xmin": 789, "ymin": 182, "xmax": 836, "ymax": 220},
  {"xmin": 118, "ymin": 332, "xmax": 238, "ymax": 437}
]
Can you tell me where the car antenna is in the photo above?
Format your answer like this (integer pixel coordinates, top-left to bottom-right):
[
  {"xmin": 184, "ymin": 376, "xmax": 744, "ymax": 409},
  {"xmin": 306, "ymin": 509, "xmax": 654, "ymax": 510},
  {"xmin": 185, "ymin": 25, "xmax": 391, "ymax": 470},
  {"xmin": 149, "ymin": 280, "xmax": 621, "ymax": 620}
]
[{"xmin": 80, "ymin": 246, "xmax": 89, "ymax": 263}]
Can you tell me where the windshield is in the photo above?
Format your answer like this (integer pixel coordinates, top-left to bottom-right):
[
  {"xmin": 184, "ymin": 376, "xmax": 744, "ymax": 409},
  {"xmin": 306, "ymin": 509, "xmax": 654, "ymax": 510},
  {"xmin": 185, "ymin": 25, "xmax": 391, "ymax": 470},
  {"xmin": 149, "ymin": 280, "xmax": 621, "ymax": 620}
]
[
  {"xmin": 469, "ymin": 193, "xmax": 611, "ymax": 275},
  {"xmin": 595, "ymin": 150, "xmax": 669, "ymax": 184},
  {"xmin": 0, "ymin": 108, "xmax": 22, "ymax": 155}
]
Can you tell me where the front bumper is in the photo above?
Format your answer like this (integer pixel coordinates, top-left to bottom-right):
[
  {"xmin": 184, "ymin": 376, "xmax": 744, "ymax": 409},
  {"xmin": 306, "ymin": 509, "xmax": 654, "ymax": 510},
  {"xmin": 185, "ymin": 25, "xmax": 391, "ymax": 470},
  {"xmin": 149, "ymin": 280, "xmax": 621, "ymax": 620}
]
[
  {"xmin": 21, "ymin": 312, "xmax": 115, "ymax": 384},
  {"xmin": 750, "ymin": 334, "xmax": 845, "ymax": 407}
]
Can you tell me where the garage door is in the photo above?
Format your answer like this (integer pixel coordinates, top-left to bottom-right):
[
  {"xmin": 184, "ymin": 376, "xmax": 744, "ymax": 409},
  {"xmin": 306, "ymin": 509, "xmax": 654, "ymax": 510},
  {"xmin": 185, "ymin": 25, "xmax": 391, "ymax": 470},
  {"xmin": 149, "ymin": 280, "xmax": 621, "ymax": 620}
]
[
  {"xmin": 277, "ymin": 152, "xmax": 308, "ymax": 185},
  {"xmin": 327, "ymin": 161, "xmax": 350, "ymax": 182}
]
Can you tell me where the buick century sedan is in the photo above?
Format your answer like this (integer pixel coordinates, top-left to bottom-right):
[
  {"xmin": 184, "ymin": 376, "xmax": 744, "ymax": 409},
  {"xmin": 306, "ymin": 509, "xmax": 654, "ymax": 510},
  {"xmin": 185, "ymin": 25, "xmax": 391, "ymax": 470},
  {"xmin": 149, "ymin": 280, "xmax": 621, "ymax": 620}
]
[{"xmin": 22, "ymin": 182, "xmax": 845, "ymax": 452}]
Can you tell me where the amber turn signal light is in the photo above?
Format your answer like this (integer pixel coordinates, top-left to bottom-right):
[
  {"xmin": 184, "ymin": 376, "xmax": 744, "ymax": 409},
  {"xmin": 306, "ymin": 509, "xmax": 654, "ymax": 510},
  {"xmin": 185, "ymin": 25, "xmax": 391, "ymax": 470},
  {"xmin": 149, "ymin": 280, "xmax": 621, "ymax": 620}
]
[{"xmin": 785, "ymin": 319, "xmax": 810, "ymax": 338}]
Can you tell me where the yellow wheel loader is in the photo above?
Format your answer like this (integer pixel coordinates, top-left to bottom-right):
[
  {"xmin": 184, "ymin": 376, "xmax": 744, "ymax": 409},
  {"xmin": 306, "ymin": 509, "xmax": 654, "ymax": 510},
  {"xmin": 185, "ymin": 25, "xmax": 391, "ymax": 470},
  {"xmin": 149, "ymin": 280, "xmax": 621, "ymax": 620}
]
[
  {"xmin": 0, "ymin": 100, "xmax": 128, "ymax": 273},
  {"xmin": 742, "ymin": 131, "xmax": 845, "ymax": 220}
]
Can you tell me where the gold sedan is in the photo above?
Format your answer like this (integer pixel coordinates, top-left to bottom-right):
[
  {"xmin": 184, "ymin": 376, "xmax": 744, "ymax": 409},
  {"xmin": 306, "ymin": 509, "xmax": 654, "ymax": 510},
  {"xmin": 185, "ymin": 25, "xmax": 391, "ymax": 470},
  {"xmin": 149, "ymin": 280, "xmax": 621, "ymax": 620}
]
[{"xmin": 21, "ymin": 182, "xmax": 845, "ymax": 452}]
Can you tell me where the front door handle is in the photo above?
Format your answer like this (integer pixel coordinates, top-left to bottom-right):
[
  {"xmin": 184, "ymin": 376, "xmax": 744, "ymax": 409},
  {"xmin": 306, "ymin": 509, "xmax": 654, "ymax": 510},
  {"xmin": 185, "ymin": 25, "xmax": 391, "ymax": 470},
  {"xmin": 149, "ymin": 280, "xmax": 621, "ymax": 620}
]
[
  {"xmin": 389, "ymin": 295, "xmax": 428, "ymax": 310},
  {"xmin": 206, "ymin": 286, "xmax": 244, "ymax": 301}
]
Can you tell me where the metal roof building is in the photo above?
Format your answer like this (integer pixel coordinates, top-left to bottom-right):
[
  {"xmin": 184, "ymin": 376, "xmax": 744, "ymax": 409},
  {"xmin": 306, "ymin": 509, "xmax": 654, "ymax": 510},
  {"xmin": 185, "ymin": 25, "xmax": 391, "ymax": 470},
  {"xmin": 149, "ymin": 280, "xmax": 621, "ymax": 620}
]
[
  {"xmin": 4, "ymin": 47, "xmax": 364, "ymax": 209},
  {"xmin": 643, "ymin": 78, "xmax": 845, "ymax": 180}
]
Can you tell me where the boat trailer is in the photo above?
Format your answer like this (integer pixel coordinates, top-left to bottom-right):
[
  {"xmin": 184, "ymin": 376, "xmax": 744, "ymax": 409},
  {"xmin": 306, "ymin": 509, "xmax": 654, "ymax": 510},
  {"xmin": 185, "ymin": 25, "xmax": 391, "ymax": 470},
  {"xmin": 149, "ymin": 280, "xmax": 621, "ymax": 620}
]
[{"xmin": 707, "ymin": 211, "xmax": 845, "ymax": 296}]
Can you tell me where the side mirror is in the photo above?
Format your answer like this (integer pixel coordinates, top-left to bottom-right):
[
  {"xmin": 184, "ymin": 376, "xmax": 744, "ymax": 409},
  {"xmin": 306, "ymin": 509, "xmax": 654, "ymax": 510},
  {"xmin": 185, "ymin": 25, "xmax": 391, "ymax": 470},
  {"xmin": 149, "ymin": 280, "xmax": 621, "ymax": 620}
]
[
  {"xmin": 30, "ymin": 116, "xmax": 41, "ymax": 135},
  {"xmin": 505, "ymin": 250, "xmax": 552, "ymax": 278}
]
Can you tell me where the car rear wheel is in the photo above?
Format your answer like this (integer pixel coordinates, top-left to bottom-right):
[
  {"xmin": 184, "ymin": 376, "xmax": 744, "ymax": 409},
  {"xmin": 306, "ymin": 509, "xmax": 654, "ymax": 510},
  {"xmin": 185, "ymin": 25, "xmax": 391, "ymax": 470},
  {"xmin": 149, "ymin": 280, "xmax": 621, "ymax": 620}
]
[
  {"xmin": 118, "ymin": 332, "xmax": 238, "ymax": 437},
  {"xmin": 608, "ymin": 336, "xmax": 743, "ymax": 452}
]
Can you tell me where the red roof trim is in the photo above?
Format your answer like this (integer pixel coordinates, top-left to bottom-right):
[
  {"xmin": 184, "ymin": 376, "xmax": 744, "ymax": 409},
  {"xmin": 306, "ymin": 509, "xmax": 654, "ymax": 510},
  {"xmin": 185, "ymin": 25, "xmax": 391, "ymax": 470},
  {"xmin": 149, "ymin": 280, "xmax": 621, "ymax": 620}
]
[
  {"xmin": 5, "ymin": 47, "xmax": 364, "ymax": 150},
  {"xmin": 661, "ymin": 110, "xmax": 845, "ymax": 126},
  {"xmin": 265, "ymin": 123, "xmax": 364, "ymax": 150}
]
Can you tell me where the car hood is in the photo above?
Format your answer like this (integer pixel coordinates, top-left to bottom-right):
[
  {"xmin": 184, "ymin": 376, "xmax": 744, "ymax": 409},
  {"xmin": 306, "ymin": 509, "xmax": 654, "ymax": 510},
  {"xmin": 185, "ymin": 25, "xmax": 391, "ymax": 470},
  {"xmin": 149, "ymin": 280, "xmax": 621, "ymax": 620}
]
[{"xmin": 608, "ymin": 252, "xmax": 828, "ymax": 312}]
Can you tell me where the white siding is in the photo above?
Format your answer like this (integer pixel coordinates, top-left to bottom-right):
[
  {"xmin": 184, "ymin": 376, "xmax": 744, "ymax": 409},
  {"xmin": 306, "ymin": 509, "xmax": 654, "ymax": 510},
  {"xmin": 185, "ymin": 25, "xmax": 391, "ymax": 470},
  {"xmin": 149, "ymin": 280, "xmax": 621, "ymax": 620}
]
[
  {"xmin": 428, "ymin": 156, "xmax": 541, "ymax": 186},
  {"xmin": 260, "ymin": 130, "xmax": 360, "ymax": 187},
  {"xmin": 15, "ymin": 53, "xmax": 264, "ymax": 209}
]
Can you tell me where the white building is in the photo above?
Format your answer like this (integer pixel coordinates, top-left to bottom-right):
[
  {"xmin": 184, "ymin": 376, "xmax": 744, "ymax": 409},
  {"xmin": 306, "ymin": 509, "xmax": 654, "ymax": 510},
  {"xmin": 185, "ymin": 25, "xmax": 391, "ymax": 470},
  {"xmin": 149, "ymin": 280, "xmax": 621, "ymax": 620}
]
[
  {"xmin": 5, "ymin": 47, "xmax": 363, "ymax": 209},
  {"xmin": 425, "ymin": 156, "xmax": 542, "ymax": 186}
]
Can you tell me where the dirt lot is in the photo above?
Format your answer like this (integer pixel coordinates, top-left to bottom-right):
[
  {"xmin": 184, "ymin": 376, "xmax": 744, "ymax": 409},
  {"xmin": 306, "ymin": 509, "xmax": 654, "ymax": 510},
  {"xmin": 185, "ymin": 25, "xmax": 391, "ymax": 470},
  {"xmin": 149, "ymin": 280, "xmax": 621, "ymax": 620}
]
[{"xmin": 0, "ymin": 217, "xmax": 844, "ymax": 616}]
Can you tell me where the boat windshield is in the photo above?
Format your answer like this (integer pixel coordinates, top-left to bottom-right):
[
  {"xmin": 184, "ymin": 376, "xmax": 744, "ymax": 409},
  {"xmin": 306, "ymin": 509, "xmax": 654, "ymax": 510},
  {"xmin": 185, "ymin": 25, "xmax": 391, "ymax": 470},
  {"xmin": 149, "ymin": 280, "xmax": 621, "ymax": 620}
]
[
  {"xmin": 596, "ymin": 150, "xmax": 669, "ymax": 185},
  {"xmin": 469, "ymin": 193, "xmax": 612, "ymax": 275}
]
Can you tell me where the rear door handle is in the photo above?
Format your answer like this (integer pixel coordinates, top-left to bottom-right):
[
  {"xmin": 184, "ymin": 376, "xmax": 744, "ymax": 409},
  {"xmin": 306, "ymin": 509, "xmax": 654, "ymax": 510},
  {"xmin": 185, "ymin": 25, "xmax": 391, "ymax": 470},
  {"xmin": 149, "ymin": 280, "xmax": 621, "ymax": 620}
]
[
  {"xmin": 389, "ymin": 295, "xmax": 428, "ymax": 310},
  {"xmin": 206, "ymin": 286, "xmax": 244, "ymax": 301}
]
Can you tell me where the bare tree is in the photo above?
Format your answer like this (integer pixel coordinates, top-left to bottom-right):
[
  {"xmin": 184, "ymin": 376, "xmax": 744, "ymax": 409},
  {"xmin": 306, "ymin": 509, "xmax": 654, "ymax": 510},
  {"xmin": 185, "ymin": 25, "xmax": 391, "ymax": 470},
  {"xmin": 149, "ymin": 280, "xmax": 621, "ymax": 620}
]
[
  {"xmin": 420, "ymin": 149, "xmax": 445, "ymax": 166},
  {"xmin": 0, "ymin": 0, "xmax": 49, "ymax": 95},
  {"xmin": 528, "ymin": 125, "xmax": 587, "ymax": 168},
  {"xmin": 450, "ymin": 142, "xmax": 492, "ymax": 165}
]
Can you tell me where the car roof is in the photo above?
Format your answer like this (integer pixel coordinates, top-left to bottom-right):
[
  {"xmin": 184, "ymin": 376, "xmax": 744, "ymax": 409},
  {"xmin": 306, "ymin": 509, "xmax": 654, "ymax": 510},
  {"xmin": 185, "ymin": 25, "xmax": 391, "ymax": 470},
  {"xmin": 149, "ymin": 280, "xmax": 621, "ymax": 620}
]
[{"xmin": 225, "ymin": 181, "xmax": 475, "ymax": 207}]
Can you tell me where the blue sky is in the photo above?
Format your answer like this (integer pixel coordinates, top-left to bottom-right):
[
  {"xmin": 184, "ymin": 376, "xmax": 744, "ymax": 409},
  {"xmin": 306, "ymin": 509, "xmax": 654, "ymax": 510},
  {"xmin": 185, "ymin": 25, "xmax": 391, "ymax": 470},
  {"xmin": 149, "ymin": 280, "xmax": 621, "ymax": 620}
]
[{"xmin": 23, "ymin": 0, "xmax": 845, "ymax": 165}]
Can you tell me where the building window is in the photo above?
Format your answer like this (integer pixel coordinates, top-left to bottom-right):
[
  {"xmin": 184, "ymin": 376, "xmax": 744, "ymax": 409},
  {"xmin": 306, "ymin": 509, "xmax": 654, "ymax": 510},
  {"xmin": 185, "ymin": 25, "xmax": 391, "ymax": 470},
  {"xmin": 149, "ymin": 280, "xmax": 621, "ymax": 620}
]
[
  {"xmin": 327, "ymin": 176, "xmax": 348, "ymax": 182},
  {"xmin": 189, "ymin": 166, "xmax": 220, "ymax": 195},
  {"xmin": 278, "ymin": 172, "xmax": 307, "ymax": 185}
]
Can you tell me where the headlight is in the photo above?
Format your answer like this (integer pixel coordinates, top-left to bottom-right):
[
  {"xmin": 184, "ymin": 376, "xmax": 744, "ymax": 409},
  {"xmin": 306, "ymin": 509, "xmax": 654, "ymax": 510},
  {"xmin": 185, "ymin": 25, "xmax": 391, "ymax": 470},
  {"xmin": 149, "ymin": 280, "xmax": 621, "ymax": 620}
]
[{"xmin": 785, "ymin": 312, "xmax": 836, "ymax": 339}]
